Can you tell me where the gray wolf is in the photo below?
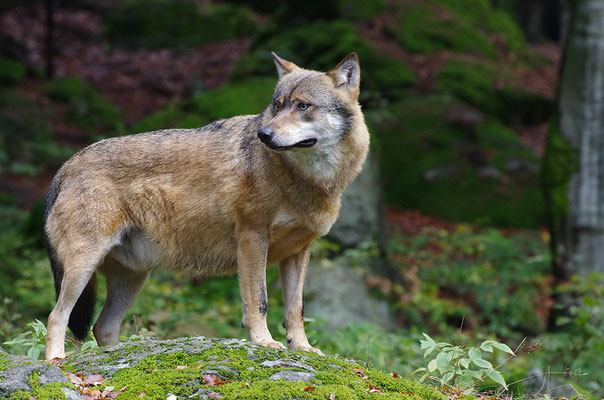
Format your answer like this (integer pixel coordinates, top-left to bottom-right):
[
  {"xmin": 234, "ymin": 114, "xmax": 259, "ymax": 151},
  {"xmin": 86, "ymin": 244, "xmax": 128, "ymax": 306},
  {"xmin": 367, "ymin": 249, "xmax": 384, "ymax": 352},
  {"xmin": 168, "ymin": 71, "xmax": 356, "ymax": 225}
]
[{"xmin": 44, "ymin": 52, "xmax": 370, "ymax": 360}]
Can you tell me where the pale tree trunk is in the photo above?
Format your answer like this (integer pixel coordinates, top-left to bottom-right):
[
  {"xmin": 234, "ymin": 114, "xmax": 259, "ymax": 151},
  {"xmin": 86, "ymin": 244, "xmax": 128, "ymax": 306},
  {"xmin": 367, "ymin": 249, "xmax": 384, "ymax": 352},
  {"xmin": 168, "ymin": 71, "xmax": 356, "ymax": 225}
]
[{"xmin": 553, "ymin": 0, "xmax": 604, "ymax": 277}]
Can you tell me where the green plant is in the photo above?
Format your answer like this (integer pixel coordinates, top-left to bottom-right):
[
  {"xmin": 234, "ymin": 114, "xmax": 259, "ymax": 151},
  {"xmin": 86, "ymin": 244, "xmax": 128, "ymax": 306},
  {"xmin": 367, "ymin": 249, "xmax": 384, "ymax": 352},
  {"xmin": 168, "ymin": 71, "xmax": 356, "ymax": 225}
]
[
  {"xmin": 3, "ymin": 319, "xmax": 97, "ymax": 360},
  {"xmin": 45, "ymin": 76, "xmax": 124, "ymax": 135},
  {"xmin": 0, "ymin": 58, "xmax": 26, "ymax": 87},
  {"xmin": 415, "ymin": 334, "xmax": 515, "ymax": 390}
]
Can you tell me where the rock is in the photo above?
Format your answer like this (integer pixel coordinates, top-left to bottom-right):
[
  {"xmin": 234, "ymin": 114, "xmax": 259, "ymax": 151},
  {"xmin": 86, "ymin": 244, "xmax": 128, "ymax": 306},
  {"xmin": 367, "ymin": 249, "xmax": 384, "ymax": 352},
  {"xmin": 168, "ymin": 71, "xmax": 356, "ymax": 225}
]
[
  {"xmin": 268, "ymin": 370, "xmax": 315, "ymax": 382},
  {"xmin": 328, "ymin": 153, "xmax": 384, "ymax": 248},
  {"xmin": 305, "ymin": 257, "xmax": 395, "ymax": 330},
  {"xmin": 0, "ymin": 352, "xmax": 82, "ymax": 400},
  {"xmin": 0, "ymin": 337, "xmax": 446, "ymax": 400}
]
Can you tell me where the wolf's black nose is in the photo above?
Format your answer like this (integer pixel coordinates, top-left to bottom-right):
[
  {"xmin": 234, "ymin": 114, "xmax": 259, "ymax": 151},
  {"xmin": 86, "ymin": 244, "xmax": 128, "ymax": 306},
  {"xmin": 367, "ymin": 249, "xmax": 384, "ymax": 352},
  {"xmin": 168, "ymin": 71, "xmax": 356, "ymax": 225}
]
[{"xmin": 257, "ymin": 128, "xmax": 274, "ymax": 144}]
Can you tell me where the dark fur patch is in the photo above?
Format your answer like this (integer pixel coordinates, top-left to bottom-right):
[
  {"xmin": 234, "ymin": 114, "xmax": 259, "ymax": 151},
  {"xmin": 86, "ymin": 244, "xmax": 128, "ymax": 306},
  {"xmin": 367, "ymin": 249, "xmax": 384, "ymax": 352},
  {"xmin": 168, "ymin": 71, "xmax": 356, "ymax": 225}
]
[
  {"xmin": 240, "ymin": 114, "xmax": 264, "ymax": 171},
  {"xmin": 259, "ymin": 286, "xmax": 268, "ymax": 316},
  {"xmin": 301, "ymin": 299, "xmax": 305, "ymax": 318},
  {"xmin": 200, "ymin": 119, "xmax": 226, "ymax": 132},
  {"xmin": 287, "ymin": 336, "xmax": 293, "ymax": 345},
  {"xmin": 68, "ymin": 273, "xmax": 97, "ymax": 340},
  {"xmin": 329, "ymin": 98, "xmax": 353, "ymax": 138}
]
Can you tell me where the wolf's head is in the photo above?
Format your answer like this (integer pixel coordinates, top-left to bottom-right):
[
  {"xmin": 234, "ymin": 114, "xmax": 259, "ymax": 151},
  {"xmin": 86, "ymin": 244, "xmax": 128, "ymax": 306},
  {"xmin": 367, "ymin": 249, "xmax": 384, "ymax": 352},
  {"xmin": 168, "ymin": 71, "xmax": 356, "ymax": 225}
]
[{"xmin": 257, "ymin": 53, "xmax": 361, "ymax": 153}]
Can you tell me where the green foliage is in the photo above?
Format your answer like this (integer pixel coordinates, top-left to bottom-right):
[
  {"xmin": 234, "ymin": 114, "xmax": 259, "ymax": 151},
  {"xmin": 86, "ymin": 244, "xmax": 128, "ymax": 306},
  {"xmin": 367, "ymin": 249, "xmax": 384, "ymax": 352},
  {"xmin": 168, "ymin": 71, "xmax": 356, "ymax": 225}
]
[
  {"xmin": 45, "ymin": 77, "xmax": 123, "ymax": 135},
  {"xmin": 392, "ymin": 4, "xmax": 495, "ymax": 57},
  {"xmin": 369, "ymin": 96, "xmax": 544, "ymax": 228},
  {"xmin": 104, "ymin": 0, "xmax": 258, "ymax": 50},
  {"xmin": 0, "ymin": 91, "xmax": 72, "ymax": 175},
  {"xmin": 3, "ymin": 319, "xmax": 47, "ymax": 359},
  {"xmin": 185, "ymin": 77, "xmax": 276, "ymax": 120},
  {"xmin": 390, "ymin": 0, "xmax": 530, "ymax": 59},
  {"xmin": 541, "ymin": 117, "xmax": 577, "ymax": 247},
  {"xmin": 527, "ymin": 273, "xmax": 604, "ymax": 396},
  {"xmin": 387, "ymin": 227, "xmax": 551, "ymax": 337},
  {"xmin": 131, "ymin": 106, "xmax": 208, "ymax": 134},
  {"xmin": 336, "ymin": 0, "xmax": 386, "ymax": 20},
  {"xmin": 232, "ymin": 20, "xmax": 415, "ymax": 104},
  {"xmin": 416, "ymin": 334, "xmax": 515, "ymax": 389},
  {"xmin": 0, "ymin": 58, "xmax": 26, "ymax": 87},
  {"xmin": 435, "ymin": 60, "xmax": 552, "ymax": 125}
]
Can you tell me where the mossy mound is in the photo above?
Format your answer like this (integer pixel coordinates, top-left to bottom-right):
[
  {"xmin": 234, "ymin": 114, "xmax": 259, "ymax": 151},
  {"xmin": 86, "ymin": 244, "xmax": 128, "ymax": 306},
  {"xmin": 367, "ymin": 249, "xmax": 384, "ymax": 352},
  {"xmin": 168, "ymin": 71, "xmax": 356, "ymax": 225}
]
[
  {"xmin": 0, "ymin": 58, "xmax": 26, "ymax": 87},
  {"xmin": 369, "ymin": 95, "xmax": 544, "ymax": 228},
  {"xmin": 45, "ymin": 77, "xmax": 123, "ymax": 134},
  {"xmin": 45, "ymin": 337, "xmax": 447, "ymax": 400},
  {"xmin": 232, "ymin": 20, "xmax": 415, "ymax": 103},
  {"xmin": 435, "ymin": 59, "xmax": 553, "ymax": 125},
  {"xmin": 390, "ymin": 0, "xmax": 529, "ymax": 59},
  {"xmin": 104, "ymin": 0, "xmax": 259, "ymax": 50},
  {"xmin": 185, "ymin": 77, "xmax": 276, "ymax": 120}
]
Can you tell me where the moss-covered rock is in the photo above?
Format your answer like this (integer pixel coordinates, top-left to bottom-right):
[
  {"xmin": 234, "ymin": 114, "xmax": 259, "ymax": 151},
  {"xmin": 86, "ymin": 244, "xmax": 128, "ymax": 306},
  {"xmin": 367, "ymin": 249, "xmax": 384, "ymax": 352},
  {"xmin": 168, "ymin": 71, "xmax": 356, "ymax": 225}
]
[
  {"xmin": 435, "ymin": 59, "xmax": 553, "ymax": 125},
  {"xmin": 184, "ymin": 77, "xmax": 276, "ymax": 120},
  {"xmin": 45, "ymin": 77, "xmax": 123, "ymax": 134},
  {"xmin": 0, "ymin": 58, "xmax": 26, "ymax": 87},
  {"xmin": 1, "ymin": 337, "xmax": 451, "ymax": 400},
  {"xmin": 104, "ymin": 0, "xmax": 259, "ymax": 50},
  {"xmin": 389, "ymin": 0, "xmax": 529, "ymax": 59},
  {"xmin": 0, "ymin": 352, "xmax": 79, "ymax": 399},
  {"xmin": 232, "ymin": 21, "xmax": 415, "ymax": 104},
  {"xmin": 369, "ymin": 95, "xmax": 544, "ymax": 228}
]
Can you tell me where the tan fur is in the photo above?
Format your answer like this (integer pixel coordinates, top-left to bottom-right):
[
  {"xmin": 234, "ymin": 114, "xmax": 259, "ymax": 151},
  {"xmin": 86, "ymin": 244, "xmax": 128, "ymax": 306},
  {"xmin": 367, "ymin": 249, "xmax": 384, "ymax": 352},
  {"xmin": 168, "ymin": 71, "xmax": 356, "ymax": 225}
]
[{"xmin": 44, "ymin": 53, "xmax": 369, "ymax": 360}]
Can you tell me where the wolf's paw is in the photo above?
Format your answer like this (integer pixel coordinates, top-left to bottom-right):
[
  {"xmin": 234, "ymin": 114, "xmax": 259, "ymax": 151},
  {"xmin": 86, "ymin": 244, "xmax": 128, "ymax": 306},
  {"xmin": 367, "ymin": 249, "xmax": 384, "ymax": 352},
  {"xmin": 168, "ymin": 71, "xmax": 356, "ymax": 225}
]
[
  {"xmin": 290, "ymin": 344, "xmax": 326, "ymax": 356},
  {"xmin": 257, "ymin": 339, "xmax": 286, "ymax": 350}
]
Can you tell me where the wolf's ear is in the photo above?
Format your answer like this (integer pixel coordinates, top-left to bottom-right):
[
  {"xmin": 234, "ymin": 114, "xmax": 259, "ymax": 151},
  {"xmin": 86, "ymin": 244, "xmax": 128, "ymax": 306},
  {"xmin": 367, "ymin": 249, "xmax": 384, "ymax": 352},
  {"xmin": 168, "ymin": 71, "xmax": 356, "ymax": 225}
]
[
  {"xmin": 328, "ymin": 53, "xmax": 360, "ymax": 90},
  {"xmin": 272, "ymin": 52, "xmax": 299, "ymax": 78}
]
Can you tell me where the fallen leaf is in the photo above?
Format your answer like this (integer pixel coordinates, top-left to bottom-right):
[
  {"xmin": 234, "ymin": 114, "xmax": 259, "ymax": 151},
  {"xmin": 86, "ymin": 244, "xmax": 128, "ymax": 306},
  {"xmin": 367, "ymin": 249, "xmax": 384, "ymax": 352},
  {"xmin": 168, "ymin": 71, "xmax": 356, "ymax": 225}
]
[
  {"xmin": 29, "ymin": 397, "xmax": 36, "ymax": 400},
  {"xmin": 175, "ymin": 365, "xmax": 187, "ymax": 370},
  {"xmin": 138, "ymin": 392, "xmax": 146, "ymax": 398},
  {"xmin": 368, "ymin": 384, "xmax": 384, "ymax": 394},
  {"xmin": 304, "ymin": 385, "xmax": 315, "ymax": 392},
  {"xmin": 330, "ymin": 393, "xmax": 336, "ymax": 400},
  {"xmin": 85, "ymin": 373, "xmax": 105, "ymax": 385},
  {"xmin": 66, "ymin": 372, "xmax": 84, "ymax": 387},
  {"xmin": 392, "ymin": 372, "xmax": 399, "ymax": 378},
  {"xmin": 166, "ymin": 395, "xmax": 177, "ymax": 400},
  {"xmin": 208, "ymin": 391, "xmax": 222, "ymax": 399}
]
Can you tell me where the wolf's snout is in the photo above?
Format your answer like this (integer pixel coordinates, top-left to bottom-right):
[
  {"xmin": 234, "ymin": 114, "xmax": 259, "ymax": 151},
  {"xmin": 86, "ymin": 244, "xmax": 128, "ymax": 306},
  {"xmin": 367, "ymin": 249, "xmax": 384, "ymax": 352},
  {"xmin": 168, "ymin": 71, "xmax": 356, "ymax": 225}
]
[{"xmin": 257, "ymin": 128, "xmax": 274, "ymax": 144}]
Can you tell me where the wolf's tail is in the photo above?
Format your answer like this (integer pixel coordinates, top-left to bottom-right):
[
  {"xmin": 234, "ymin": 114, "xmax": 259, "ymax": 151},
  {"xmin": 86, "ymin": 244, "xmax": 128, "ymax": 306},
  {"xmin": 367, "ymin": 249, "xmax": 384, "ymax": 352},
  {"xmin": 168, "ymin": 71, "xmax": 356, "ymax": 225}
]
[{"xmin": 44, "ymin": 172, "xmax": 97, "ymax": 341}]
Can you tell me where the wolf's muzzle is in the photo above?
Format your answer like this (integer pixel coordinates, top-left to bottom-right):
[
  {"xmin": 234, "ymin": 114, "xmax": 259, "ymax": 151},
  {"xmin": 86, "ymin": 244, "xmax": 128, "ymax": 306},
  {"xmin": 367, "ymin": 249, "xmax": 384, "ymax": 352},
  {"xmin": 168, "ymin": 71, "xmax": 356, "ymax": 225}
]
[{"xmin": 258, "ymin": 128, "xmax": 317, "ymax": 150}]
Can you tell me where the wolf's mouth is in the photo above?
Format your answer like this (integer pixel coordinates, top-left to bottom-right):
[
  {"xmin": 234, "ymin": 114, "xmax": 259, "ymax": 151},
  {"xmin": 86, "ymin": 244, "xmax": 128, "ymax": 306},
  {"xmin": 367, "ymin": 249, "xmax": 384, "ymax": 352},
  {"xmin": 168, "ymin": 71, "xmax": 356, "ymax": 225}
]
[{"xmin": 266, "ymin": 138, "xmax": 317, "ymax": 150}]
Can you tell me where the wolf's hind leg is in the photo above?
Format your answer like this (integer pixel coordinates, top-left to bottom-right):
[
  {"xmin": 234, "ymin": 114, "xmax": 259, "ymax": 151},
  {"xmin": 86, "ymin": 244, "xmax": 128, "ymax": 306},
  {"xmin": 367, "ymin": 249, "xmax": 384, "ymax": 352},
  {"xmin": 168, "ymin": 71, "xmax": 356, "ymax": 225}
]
[
  {"xmin": 279, "ymin": 246, "xmax": 324, "ymax": 355},
  {"xmin": 94, "ymin": 259, "xmax": 149, "ymax": 346},
  {"xmin": 46, "ymin": 257, "xmax": 98, "ymax": 360}
]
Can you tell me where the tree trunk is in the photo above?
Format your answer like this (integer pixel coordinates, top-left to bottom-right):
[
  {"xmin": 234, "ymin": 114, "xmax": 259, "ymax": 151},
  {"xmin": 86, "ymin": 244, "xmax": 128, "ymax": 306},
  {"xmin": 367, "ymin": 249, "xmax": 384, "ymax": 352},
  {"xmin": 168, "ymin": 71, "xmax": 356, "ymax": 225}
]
[{"xmin": 548, "ymin": 0, "xmax": 604, "ymax": 277}]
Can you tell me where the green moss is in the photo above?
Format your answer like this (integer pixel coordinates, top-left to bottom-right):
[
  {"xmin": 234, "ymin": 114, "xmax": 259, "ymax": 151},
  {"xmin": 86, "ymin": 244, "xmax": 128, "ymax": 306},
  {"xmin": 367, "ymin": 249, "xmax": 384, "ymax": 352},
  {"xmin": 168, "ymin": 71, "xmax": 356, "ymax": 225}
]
[
  {"xmin": 104, "ymin": 0, "xmax": 259, "ymax": 50},
  {"xmin": 391, "ymin": 0, "xmax": 531, "ymax": 60},
  {"xmin": 80, "ymin": 339, "xmax": 445, "ymax": 400},
  {"xmin": 131, "ymin": 106, "xmax": 209, "ymax": 134},
  {"xmin": 336, "ymin": 0, "xmax": 386, "ymax": 20},
  {"xmin": 9, "ymin": 371, "xmax": 76, "ymax": 400},
  {"xmin": 392, "ymin": 3, "xmax": 495, "ymax": 57},
  {"xmin": 232, "ymin": 21, "xmax": 415, "ymax": 103},
  {"xmin": 541, "ymin": 117, "xmax": 577, "ymax": 257},
  {"xmin": 45, "ymin": 76, "xmax": 123, "ymax": 134},
  {"xmin": 370, "ymin": 95, "xmax": 544, "ymax": 228},
  {"xmin": 0, "ymin": 58, "xmax": 26, "ymax": 87},
  {"xmin": 184, "ymin": 77, "xmax": 276, "ymax": 120},
  {"xmin": 435, "ymin": 59, "xmax": 552, "ymax": 124},
  {"xmin": 0, "ymin": 353, "xmax": 16, "ymax": 371}
]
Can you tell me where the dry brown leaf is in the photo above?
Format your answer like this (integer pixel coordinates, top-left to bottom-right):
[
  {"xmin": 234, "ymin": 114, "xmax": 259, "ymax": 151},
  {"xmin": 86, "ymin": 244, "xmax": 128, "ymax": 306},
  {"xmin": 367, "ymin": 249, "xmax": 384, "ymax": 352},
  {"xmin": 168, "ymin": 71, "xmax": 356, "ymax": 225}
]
[
  {"xmin": 85, "ymin": 373, "xmax": 105, "ymax": 385},
  {"xmin": 303, "ymin": 385, "xmax": 315, "ymax": 392},
  {"xmin": 208, "ymin": 391, "xmax": 222, "ymax": 399}
]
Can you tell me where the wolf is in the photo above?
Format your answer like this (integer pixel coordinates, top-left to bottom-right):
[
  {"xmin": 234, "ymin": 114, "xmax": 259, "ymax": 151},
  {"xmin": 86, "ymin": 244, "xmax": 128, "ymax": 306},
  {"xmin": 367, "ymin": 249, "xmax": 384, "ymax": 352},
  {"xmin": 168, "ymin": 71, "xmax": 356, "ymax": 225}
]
[{"xmin": 43, "ymin": 52, "xmax": 370, "ymax": 360}]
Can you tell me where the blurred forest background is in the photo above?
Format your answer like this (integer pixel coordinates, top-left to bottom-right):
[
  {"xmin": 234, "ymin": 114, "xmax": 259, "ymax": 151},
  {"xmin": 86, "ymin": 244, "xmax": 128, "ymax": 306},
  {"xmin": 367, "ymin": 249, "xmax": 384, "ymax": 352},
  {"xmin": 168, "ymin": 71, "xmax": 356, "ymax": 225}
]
[{"xmin": 0, "ymin": 0, "xmax": 602, "ymax": 398}]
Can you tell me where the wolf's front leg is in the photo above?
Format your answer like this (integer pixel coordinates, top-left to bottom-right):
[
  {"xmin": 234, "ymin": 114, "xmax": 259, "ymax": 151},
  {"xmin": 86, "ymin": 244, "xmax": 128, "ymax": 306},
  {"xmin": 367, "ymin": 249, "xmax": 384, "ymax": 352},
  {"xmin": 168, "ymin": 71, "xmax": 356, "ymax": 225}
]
[
  {"xmin": 279, "ymin": 246, "xmax": 325, "ymax": 355},
  {"xmin": 237, "ymin": 229, "xmax": 285, "ymax": 350}
]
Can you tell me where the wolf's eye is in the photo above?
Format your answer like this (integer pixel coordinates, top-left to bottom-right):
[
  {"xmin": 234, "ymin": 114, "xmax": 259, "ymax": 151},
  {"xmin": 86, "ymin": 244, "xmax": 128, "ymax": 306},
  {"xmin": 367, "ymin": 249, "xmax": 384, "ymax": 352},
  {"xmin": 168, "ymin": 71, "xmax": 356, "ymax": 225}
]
[
  {"xmin": 298, "ymin": 103, "xmax": 310, "ymax": 111},
  {"xmin": 274, "ymin": 103, "xmax": 281, "ymax": 113}
]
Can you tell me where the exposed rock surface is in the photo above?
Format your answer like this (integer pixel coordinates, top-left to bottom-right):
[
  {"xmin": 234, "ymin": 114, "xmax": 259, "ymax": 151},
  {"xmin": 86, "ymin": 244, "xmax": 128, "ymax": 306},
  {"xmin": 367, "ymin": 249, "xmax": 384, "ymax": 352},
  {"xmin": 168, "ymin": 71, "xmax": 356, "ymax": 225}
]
[
  {"xmin": 328, "ymin": 154, "xmax": 385, "ymax": 248},
  {"xmin": 0, "ymin": 337, "xmax": 445, "ymax": 400}
]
